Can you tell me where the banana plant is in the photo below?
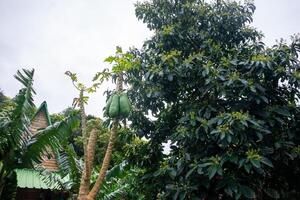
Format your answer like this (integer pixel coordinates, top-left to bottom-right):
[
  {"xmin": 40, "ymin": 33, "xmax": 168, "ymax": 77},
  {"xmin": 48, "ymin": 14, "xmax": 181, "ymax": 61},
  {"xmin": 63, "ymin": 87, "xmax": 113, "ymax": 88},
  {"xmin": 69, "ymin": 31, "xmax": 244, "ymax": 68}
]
[{"xmin": 0, "ymin": 69, "xmax": 79, "ymax": 199}]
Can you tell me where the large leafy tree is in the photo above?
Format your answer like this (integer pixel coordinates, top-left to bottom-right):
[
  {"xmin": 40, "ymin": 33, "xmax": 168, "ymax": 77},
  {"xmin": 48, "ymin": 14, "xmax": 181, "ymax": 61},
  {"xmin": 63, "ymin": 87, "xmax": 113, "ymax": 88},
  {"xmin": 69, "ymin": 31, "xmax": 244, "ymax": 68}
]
[
  {"xmin": 0, "ymin": 69, "xmax": 78, "ymax": 199},
  {"xmin": 0, "ymin": 89, "xmax": 5, "ymax": 104},
  {"xmin": 126, "ymin": 0, "xmax": 300, "ymax": 199}
]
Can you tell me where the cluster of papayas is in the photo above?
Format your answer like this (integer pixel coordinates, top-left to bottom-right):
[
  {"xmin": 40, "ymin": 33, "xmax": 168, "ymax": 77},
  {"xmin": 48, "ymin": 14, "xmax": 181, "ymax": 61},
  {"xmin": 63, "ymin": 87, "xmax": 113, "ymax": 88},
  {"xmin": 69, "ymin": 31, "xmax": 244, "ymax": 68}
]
[{"xmin": 105, "ymin": 92, "xmax": 131, "ymax": 118}]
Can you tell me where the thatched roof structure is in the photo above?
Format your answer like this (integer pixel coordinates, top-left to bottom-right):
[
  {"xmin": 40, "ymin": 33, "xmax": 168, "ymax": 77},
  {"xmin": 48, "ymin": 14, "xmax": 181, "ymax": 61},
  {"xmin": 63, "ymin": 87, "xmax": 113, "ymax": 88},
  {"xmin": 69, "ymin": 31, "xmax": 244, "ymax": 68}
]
[{"xmin": 28, "ymin": 101, "xmax": 59, "ymax": 171}]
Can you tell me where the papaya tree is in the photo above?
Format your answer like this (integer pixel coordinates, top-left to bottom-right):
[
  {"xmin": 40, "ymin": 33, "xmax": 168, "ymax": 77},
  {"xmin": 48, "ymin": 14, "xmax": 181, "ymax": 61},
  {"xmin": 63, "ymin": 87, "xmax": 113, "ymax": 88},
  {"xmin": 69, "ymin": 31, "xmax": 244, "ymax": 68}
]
[
  {"xmin": 125, "ymin": 0, "xmax": 300, "ymax": 199},
  {"xmin": 67, "ymin": 46, "xmax": 138, "ymax": 200},
  {"xmin": 65, "ymin": 70, "xmax": 105, "ymax": 200}
]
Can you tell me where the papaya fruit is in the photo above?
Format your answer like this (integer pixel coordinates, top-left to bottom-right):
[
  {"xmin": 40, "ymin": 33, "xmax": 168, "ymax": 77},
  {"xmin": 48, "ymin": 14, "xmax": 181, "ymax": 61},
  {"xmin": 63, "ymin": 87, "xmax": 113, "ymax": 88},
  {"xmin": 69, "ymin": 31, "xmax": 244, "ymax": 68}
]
[
  {"xmin": 108, "ymin": 94, "xmax": 120, "ymax": 118},
  {"xmin": 104, "ymin": 94, "xmax": 113, "ymax": 116},
  {"xmin": 119, "ymin": 93, "xmax": 131, "ymax": 117}
]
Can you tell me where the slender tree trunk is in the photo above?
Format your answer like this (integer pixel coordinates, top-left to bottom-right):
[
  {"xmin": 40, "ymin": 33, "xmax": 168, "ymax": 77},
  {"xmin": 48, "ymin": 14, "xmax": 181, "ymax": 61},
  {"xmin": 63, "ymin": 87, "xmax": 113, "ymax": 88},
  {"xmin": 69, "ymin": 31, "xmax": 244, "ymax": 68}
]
[
  {"xmin": 78, "ymin": 89, "xmax": 90, "ymax": 200},
  {"xmin": 87, "ymin": 120, "xmax": 118, "ymax": 200},
  {"xmin": 86, "ymin": 129, "xmax": 98, "ymax": 179},
  {"xmin": 87, "ymin": 73, "xmax": 123, "ymax": 200},
  {"xmin": 77, "ymin": 128, "xmax": 98, "ymax": 200}
]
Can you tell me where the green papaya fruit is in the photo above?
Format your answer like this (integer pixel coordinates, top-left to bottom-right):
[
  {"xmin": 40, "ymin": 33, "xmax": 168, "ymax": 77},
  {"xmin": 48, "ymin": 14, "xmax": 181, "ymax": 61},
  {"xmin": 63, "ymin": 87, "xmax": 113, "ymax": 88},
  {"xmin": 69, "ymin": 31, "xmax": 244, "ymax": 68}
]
[
  {"xmin": 104, "ymin": 95, "xmax": 113, "ymax": 116},
  {"xmin": 108, "ymin": 94, "xmax": 120, "ymax": 118},
  {"xmin": 119, "ymin": 93, "xmax": 131, "ymax": 117}
]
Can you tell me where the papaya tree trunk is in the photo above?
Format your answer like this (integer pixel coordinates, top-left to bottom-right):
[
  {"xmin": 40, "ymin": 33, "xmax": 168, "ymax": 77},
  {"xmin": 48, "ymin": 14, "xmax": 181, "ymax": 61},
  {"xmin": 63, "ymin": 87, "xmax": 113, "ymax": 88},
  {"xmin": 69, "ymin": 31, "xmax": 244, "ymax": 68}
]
[
  {"xmin": 86, "ymin": 129, "xmax": 98, "ymax": 179},
  {"xmin": 77, "ymin": 89, "xmax": 90, "ymax": 200},
  {"xmin": 87, "ymin": 73, "xmax": 123, "ymax": 200},
  {"xmin": 78, "ymin": 127, "xmax": 98, "ymax": 200}
]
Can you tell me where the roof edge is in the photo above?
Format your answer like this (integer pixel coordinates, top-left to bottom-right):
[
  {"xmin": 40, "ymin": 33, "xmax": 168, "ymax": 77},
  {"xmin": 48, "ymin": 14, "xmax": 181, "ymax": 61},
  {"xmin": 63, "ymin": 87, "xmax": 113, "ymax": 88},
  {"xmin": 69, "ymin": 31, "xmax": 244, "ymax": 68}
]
[{"xmin": 31, "ymin": 101, "xmax": 52, "ymax": 125}]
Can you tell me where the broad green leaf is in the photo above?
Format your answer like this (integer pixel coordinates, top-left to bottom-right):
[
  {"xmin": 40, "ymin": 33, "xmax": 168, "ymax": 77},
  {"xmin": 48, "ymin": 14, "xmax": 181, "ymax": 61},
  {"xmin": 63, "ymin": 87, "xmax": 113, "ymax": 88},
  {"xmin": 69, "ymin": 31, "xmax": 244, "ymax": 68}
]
[
  {"xmin": 261, "ymin": 157, "xmax": 273, "ymax": 168},
  {"xmin": 240, "ymin": 185, "xmax": 256, "ymax": 199},
  {"xmin": 273, "ymin": 107, "xmax": 290, "ymax": 117},
  {"xmin": 208, "ymin": 166, "xmax": 218, "ymax": 180},
  {"xmin": 250, "ymin": 159, "xmax": 261, "ymax": 168},
  {"xmin": 264, "ymin": 188, "xmax": 280, "ymax": 199}
]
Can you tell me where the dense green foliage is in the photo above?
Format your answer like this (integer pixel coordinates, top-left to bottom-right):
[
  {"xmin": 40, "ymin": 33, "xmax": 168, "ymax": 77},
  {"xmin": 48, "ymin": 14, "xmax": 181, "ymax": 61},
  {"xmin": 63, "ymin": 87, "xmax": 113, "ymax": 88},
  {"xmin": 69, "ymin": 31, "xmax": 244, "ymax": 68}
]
[
  {"xmin": 126, "ymin": 0, "xmax": 300, "ymax": 199},
  {"xmin": 95, "ymin": 162, "xmax": 145, "ymax": 200},
  {"xmin": 88, "ymin": 130, "xmax": 148, "ymax": 200}
]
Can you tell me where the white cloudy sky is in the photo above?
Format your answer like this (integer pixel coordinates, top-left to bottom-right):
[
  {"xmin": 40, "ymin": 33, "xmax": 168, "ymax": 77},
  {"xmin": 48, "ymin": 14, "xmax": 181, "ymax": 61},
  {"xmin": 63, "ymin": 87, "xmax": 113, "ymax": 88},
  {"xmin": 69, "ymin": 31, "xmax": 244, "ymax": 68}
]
[{"xmin": 0, "ymin": 0, "xmax": 299, "ymax": 117}]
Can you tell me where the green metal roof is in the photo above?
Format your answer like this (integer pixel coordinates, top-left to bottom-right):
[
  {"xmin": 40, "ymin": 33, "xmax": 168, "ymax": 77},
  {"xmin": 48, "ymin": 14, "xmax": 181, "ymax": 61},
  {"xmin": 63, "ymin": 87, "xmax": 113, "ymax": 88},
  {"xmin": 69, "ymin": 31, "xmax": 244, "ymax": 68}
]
[{"xmin": 15, "ymin": 169, "xmax": 65, "ymax": 190}]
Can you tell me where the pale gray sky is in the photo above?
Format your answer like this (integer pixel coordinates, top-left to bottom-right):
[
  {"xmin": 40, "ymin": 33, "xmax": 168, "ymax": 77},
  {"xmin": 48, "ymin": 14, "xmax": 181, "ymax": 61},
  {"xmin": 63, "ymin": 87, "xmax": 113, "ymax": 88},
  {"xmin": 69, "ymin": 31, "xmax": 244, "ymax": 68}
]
[{"xmin": 0, "ymin": 0, "xmax": 299, "ymax": 117}]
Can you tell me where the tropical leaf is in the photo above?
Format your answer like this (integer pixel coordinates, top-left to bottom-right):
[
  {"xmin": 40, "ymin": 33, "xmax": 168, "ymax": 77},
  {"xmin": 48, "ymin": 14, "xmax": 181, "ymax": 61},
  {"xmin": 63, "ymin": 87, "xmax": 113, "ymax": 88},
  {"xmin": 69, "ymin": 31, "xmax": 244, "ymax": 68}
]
[
  {"xmin": 3, "ymin": 69, "xmax": 35, "ymax": 148},
  {"xmin": 56, "ymin": 144, "xmax": 82, "ymax": 189},
  {"xmin": 102, "ymin": 184, "xmax": 128, "ymax": 200},
  {"xmin": 36, "ymin": 167, "xmax": 69, "ymax": 190},
  {"xmin": 104, "ymin": 161, "xmax": 126, "ymax": 181}
]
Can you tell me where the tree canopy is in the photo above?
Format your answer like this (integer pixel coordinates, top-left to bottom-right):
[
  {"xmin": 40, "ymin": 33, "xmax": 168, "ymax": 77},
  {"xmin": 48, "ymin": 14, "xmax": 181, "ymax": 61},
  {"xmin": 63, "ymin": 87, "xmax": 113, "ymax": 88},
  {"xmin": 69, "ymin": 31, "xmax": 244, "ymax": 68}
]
[{"xmin": 126, "ymin": 0, "xmax": 300, "ymax": 199}]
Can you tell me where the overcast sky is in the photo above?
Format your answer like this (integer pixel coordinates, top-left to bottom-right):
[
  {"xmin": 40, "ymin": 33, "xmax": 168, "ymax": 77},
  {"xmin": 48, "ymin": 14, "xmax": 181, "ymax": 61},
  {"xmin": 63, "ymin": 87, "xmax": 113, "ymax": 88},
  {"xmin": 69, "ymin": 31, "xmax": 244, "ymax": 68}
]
[{"xmin": 0, "ymin": 0, "xmax": 299, "ymax": 117}]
